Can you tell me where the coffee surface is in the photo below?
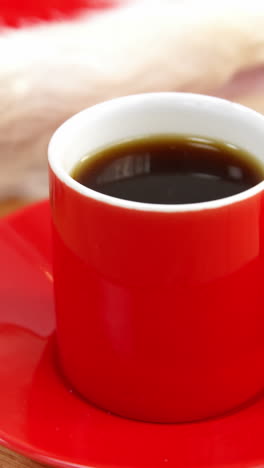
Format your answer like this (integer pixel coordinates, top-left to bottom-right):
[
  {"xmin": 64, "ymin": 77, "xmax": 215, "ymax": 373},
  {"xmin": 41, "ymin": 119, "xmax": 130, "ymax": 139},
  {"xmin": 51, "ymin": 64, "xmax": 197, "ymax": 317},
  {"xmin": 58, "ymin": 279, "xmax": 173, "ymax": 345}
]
[{"xmin": 71, "ymin": 136, "xmax": 264, "ymax": 204}]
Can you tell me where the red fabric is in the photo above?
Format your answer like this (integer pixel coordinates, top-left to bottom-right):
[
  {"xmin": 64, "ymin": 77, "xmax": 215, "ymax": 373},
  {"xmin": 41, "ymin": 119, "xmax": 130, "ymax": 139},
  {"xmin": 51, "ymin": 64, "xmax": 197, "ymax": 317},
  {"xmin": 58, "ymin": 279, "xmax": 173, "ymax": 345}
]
[{"xmin": 0, "ymin": 0, "xmax": 112, "ymax": 26}]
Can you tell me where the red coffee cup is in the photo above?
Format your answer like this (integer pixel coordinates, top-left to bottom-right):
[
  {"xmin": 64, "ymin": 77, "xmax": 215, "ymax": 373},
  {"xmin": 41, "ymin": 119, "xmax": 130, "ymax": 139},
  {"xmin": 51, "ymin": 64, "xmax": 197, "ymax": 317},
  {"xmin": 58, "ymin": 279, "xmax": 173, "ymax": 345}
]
[{"xmin": 49, "ymin": 93, "xmax": 264, "ymax": 423}]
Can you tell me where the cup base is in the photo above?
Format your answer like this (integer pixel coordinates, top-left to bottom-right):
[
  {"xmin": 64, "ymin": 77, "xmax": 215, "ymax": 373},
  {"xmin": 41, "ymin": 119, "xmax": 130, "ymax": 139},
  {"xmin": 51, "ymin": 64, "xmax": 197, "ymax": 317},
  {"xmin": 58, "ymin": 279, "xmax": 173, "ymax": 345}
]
[{"xmin": 57, "ymin": 352, "xmax": 264, "ymax": 424}]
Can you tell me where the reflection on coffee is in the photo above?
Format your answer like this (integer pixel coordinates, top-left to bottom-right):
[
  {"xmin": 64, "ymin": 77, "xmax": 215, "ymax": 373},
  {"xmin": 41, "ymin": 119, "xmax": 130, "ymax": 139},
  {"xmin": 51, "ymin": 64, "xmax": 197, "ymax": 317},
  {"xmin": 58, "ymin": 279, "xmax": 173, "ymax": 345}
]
[{"xmin": 71, "ymin": 135, "xmax": 264, "ymax": 204}]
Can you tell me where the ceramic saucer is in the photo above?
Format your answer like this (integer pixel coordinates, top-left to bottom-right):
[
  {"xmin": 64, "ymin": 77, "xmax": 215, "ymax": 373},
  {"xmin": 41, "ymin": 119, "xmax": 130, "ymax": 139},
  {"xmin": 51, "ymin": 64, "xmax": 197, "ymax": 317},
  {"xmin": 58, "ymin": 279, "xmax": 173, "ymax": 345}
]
[{"xmin": 0, "ymin": 200, "xmax": 264, "ymax": 468}]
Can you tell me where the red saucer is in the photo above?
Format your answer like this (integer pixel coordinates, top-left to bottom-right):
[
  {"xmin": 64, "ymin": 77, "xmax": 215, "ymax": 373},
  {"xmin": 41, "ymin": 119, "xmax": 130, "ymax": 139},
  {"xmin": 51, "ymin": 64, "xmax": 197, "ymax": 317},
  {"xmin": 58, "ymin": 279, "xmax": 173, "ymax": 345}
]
[{"xmin": 1, "ymin": 200, "xmax": 264, "ymax": 468}]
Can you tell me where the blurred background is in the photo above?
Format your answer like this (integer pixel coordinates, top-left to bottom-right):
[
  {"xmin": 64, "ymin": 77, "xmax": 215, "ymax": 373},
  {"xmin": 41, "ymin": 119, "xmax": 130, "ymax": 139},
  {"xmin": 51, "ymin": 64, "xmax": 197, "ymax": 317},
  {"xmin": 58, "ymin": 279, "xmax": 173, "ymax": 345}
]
[{"xmin": 1, "ymin": 0, "xmax": 264, "ymax": 217}]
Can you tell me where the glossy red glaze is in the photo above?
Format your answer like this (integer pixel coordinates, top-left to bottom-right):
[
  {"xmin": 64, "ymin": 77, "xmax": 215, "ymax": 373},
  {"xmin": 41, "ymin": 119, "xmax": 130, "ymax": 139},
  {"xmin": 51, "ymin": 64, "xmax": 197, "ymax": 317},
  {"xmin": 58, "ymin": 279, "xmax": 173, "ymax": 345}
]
[
  {"xmin": 50, "ymin": 166, "xmax": 264, "ymax": 423},
  {"xmin": 2, "ymin": 201, "xmax": 264, "ymax": 468}
]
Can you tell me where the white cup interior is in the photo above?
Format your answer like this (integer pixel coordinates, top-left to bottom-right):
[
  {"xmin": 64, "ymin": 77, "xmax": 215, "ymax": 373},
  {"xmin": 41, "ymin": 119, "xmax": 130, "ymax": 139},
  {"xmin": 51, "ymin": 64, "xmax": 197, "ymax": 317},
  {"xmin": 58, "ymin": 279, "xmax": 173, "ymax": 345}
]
[{"xmin": 48, "ymin": 92, "xmax": 264, "ymax": 212}]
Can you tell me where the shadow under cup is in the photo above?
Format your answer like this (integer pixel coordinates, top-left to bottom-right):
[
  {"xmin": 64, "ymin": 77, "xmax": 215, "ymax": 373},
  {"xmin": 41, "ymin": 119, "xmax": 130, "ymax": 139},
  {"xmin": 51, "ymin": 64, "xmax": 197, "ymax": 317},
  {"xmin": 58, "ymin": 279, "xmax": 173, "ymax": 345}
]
[{"xmin": 48, "ymin": 93, "xmax": 264, "ymax": 423}]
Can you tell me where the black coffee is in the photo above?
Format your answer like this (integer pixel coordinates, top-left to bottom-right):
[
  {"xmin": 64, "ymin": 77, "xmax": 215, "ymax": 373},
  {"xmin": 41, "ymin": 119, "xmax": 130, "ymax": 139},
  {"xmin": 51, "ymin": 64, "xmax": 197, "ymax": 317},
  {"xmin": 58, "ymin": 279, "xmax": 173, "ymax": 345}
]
[{"xmin": 71, "ymin": 136, "xmax": 264, "ymax": 204}]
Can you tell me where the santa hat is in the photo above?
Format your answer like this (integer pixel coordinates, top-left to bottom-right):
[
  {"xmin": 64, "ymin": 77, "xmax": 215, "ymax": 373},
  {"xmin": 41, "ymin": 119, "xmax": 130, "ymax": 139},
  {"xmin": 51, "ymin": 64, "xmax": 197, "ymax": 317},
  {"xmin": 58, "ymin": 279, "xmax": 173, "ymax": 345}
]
[{"xmin": 1, "ymin": 0, "xmax": 264, "ymax": 198}]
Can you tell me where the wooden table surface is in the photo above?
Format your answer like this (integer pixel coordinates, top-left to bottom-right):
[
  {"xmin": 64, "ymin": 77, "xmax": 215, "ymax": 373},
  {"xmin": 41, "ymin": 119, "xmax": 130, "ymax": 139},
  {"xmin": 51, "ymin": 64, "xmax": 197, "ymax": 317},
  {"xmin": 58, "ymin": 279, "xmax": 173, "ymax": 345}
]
[
  {"xmin": 0, "ymin": 199, "xmax": 31, "ymax": 218},
  {"xmin": 0, "ymin": 448, "xmax": 45, "ymax": 468},
  {"xmin": 0, "ymin": 198, "xmax": 48, "ymax": 468}
]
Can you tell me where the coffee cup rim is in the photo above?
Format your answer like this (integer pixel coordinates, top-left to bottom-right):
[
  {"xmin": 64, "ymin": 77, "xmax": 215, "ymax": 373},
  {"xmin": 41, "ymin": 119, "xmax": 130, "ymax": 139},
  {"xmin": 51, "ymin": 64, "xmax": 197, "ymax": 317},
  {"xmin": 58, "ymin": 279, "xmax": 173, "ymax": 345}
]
[{"xmin": 48, "ymin": 92, "xmax": 264, "ymax": 213}]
